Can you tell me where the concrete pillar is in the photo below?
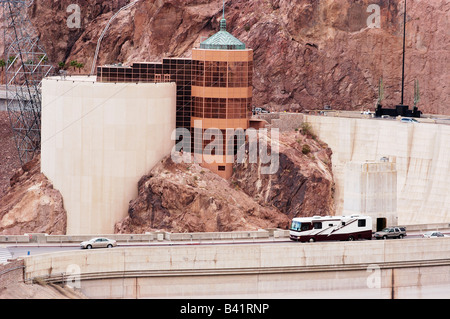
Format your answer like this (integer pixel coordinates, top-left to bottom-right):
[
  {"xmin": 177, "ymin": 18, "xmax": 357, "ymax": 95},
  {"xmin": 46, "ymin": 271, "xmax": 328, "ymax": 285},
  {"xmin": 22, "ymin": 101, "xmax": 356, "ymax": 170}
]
[{"xmin": 343, "ymin": 160, "xmax": 398, "ymax": 229}]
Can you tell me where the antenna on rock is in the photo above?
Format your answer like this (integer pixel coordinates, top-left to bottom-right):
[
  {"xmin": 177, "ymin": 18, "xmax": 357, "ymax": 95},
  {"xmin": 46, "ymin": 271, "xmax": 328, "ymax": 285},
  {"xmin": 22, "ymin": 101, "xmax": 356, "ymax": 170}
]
[{"xmin": 400, "ymin": 0, "xmax": 407, "ymax": 105}]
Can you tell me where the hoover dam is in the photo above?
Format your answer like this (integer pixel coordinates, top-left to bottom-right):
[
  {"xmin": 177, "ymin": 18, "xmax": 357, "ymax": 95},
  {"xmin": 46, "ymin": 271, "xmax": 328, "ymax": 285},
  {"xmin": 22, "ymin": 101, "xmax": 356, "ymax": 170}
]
[
  {"xmin": 304, "ymin": 114, "xmax": 450, "ymax": 225},
  {"xmin": 1, "ymin": 0, "xmax": 449, "ymax": 301},
  {"xmin": 2, "ymin": 112, "xmax": 449, "ymax": 300}
]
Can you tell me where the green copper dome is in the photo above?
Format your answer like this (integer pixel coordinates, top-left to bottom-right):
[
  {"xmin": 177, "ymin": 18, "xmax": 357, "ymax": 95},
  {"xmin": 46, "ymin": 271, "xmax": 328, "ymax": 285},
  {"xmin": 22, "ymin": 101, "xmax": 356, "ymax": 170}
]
[{"xmin": 200, "ymin": 18, "xmax": 246, "ymax": 50}]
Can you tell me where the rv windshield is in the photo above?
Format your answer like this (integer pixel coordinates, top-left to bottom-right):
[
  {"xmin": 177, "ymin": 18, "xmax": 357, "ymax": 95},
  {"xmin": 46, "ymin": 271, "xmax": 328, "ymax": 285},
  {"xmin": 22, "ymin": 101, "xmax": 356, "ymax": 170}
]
[
  {"xmin": 291, "ymin": 221, "xmax": 302, "ymax": 231},
  {"xmin": 290, "ymin": 221, "xmax": 310, "ymax": 232}
]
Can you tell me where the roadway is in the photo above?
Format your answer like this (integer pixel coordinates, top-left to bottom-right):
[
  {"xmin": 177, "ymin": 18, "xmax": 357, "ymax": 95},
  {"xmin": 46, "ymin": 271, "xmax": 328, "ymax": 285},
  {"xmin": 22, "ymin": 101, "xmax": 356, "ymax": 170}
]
[
  {"xmin": 2, "ymin": 231, "xmax": 446, "ymax": 261},
  {"xmin": 4, "ymin": 237, "xmax": 291, "ymax": 260}
]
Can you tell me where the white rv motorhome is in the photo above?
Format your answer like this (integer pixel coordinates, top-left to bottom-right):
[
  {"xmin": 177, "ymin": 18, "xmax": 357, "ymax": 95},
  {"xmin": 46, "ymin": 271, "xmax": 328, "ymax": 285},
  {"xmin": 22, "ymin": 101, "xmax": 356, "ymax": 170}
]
[{"xmin": 289, "ymin": 215, "xmax": 373, "ymax": 242}]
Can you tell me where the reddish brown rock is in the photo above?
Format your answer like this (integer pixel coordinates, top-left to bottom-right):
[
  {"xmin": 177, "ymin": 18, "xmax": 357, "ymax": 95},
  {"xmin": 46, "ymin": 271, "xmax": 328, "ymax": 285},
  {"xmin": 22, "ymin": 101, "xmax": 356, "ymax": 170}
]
[
  {"xmin": 26, "ymin": 0, "xmax": 130, "ymax": 67},
  {"xmin": 25, "ymin": 0, "xmax": 449, "ymax": 115},
  {"xmin": 115, "ymin": 155, "xmax": 291, "ymax": 234},
  {"xmin": 116, "ymin": 130, "xmax": 334, "ymax": 233},
  {"xmin": 231, "ymin": 130, "xmax": 335, "ymax": 220},
  {"xmin": 0, "ymin": 111, "xmax": 21, "ymax": 199},
  {"xmin": 0, "ymin": 155, "xmax": 66, "ymax": 235}
]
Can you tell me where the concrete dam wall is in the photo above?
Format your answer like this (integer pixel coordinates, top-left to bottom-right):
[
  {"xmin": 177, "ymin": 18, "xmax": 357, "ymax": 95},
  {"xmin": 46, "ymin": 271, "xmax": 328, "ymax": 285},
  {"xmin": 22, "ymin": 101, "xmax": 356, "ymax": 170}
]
[
  {"xmin": 304, "ymin": 115, "xmax": 450, "ymax": 225},
  {"xmin": 41, "ymin": 76, "xmax": 177, "ymax": 235}
]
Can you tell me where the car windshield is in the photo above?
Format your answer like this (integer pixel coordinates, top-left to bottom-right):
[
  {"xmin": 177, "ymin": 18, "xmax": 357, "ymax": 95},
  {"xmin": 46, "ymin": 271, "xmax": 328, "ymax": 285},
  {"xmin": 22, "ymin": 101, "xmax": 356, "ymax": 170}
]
[{"xmin": 381, "ymin": 228, "xmax": 390, "ymax": 232}]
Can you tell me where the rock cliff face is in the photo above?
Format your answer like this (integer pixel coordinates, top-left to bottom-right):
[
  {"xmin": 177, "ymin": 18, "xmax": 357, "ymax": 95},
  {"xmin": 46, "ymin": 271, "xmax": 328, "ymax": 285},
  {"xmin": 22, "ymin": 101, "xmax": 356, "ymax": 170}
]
[
  {"xmin": 26, "ymin": 0, "xmax": 450, "ymax": 115},
  {"xmin": 115, "ymin": 155, "xmax": 292, "ymax": 233},
  {"xmin": 0, "ymin": 111, "xmax": 21, "ymax": 199},
  {"xmin": 115, "ymin": 131, "xmax": 334, "ymax": 233},
  {"xmin": 0, "ymin": 156, "xmax": 66, "ymax": 235},
  {"xmin": 231, "ymin": 130, "xmax": 335, "ymax": 221},
  {"xmin": 26, "ymin": 0, "xmax": 130, "ymax": 64}
]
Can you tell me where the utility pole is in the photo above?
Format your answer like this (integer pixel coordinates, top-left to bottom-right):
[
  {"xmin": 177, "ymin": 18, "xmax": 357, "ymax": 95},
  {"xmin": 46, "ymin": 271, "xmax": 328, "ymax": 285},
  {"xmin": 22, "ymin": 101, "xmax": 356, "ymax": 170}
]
[{"xmin": 400, "ymin": 0, "xmax": 407, "ymax": 106}]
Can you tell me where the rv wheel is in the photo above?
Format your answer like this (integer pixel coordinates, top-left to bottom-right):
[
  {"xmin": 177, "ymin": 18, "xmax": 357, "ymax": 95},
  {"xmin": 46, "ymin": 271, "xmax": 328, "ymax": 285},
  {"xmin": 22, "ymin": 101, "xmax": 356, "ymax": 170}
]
[
  {"xmin": 348, "ymin": 236, "xmax": 354, "ymax": 241},
  {"xmin": 309, "ymin": 238, "xmax": 315, "ymax": 242}
]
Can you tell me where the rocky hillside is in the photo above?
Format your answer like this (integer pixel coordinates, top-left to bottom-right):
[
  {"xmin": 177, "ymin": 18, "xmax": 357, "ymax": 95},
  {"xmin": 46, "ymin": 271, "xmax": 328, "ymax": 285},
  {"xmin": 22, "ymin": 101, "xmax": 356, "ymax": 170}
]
[
  {"xmin": 0, "ymin": 111, "xmax": 21, "ymax": 199},
  {"xmin": 115, "ymin": 130, "xmax": 334, "ymax": 233},
  {"xmin": 0, "ymin": 155, "xmax": 66, "ymax": 235},
  {"xmin": 231, "ymin": 127, "xmax": 334, "ymax": 221},
  {"xmin": 115, "ymin": 156, "xmax": 292, "ymax": 233},
  {"xmin": 25, "ymin": 0, "xmax": 450, "ymax": 115}
]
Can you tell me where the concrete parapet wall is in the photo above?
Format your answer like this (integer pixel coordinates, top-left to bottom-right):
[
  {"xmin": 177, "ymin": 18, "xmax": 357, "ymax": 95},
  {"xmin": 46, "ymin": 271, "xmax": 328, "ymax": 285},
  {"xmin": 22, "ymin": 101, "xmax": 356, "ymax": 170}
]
[
  {"xmin": 0, "ymin": 235, "xmax": 29, "ymax": 244},
  {"xmin": 5, "ymin": 230, "xmax": 275, "ymax": 244},
  {"xmin": 165, "ymin": 230, "xmax": 270, "ymax": 241},
  {"xmin": 273, "ymin": 229, "xmax": 290, "ymax": 238},
  {"xmin": 6, "ymin": 226, "xmax": 450, "ymax": 245},
  {"xmin": 1, "ymin": 233, "xmax": 158, "ymax": 244},
  {"xmin": 45, "ymin": 233, "xmax": 155, "ymax": 243},
  {"xmin": 404, "ymin": 223, "xmax": 450, "ymax": 232}
]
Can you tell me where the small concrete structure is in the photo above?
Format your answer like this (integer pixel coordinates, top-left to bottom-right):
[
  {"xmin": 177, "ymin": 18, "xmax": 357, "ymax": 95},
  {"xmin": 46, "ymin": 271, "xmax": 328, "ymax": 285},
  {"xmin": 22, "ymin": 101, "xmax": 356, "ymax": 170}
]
[
  {"xmin": 343, "ymin": 160, "xmax": 398, "ymax": 230},
  {"xmin": 0, "ymin": 89, "xmax": 7, "ymax": 111},
  {"xmin": 41, "ymin": 76, "xmax": 176, "ymax": 235},
  {"xmin": 254, "ymin": 112, "xmax": 304, "ymax": 132}
]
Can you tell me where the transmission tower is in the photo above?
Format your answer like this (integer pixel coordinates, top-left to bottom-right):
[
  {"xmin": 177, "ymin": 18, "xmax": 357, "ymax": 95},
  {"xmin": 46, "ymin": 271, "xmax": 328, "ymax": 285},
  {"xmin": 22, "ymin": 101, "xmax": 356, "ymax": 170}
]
[{"xmin": 1, "ymin": 0, "xmax": 53, "ymax": 165}]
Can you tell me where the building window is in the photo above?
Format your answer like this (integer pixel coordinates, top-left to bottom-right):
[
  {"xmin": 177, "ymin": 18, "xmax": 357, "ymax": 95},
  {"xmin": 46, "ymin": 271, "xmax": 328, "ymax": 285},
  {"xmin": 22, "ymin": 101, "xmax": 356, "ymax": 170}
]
[
  {"xmin": 192, "ymin": 60, "xmax": 252, "ymax": 88},
  {"xmin": 218, "ymin": 166, "xmax": 226, "ymax": 171}
]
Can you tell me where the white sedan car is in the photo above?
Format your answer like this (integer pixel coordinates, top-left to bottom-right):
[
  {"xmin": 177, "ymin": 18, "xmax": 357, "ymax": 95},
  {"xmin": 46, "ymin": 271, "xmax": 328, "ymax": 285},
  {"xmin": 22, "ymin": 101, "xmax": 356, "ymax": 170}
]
[
  {"xmin": 80, "ymin": 237, "xmax": 117, "ymax": 249},
  {"xmin": 421, "ymin": 231, "xmax": 448, "ymax": 238}
]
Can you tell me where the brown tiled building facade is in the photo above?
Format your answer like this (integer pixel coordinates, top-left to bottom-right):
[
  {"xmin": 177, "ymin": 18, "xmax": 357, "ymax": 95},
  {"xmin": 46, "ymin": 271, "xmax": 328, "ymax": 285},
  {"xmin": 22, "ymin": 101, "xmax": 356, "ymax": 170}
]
[
  {"xmin": 96, "ymin": 17, "xmax": 253, "ymax": 179},
  {"xmin": 190, "ymin": 49, "xmax": 253, "ymax": 178},
  {"xmin": 97, "ymin": 58, "xmax": 193, "ymax": 134}
]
